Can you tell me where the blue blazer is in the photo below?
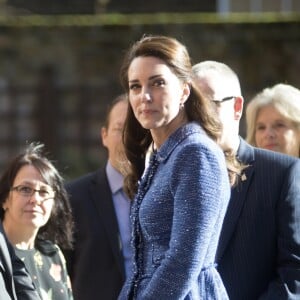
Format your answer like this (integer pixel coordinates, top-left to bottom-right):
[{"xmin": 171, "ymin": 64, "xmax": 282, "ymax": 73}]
[
  {"xmin": 217, "ymin": 138, "xmax": 300, "ymax": 299},
  {"xmin": 65, "ymin": 168, "xmax": 126, "ymax": 300},
  {"xmin": 119, "ymin": 123, "xmax": 230, "ymax": 300},
  {"xmin": 0, "ymin": 221, "xmax": 40, "ymax": 300}
]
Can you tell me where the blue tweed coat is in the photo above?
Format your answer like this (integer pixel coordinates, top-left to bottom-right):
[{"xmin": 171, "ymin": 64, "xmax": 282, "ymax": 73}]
[{"xmin": 118, "ymin": 122, "xmax": 230, "ymax": 300}]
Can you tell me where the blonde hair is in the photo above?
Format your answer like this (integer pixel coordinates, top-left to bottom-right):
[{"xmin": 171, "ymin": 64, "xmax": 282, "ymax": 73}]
[{"xmin": 246, "ymin": 83, "xmax": 300, "ymax": 148}]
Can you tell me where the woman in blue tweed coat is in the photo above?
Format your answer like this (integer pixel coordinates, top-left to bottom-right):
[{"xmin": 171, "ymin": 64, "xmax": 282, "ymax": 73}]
[{"xmin": 118, "ymin": 35, "xmax": 240, "ymax": 300}]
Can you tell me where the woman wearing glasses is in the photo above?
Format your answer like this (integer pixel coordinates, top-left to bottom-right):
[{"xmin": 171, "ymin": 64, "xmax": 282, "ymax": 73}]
[{"xmin": 0, "ymin": 143, "xmax": 73, "ymax": 300}]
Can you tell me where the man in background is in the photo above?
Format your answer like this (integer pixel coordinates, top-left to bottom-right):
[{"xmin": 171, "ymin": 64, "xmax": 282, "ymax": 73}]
[
  {"xmin": 65, "ymin": 94, "xmax": 131, "ymax": 299},
  {"xmin": 193, "ymin": 61, "xmax": 300, "ymax": 299}
]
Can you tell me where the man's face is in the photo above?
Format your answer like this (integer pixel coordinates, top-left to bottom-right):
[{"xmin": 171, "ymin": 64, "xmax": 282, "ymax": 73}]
[
  {"xmin": 101, "ymin": 100, "xmax": 128, "ymax": 171},
  {"xmin": 195, "ymin": 74, "xmax": 241, "ymax": 150}
]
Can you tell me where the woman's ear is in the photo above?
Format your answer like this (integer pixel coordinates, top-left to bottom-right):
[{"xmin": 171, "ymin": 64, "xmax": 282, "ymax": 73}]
[
  {"xmin": 2, "ymin": 201, "xmax": 8, "ymax": 211},
  {"xmin": 181, "ymin": 82, "xmax": 191, "ymax": 104},
  {"xmin": 2, "ymin": 193, "xmax": 11, "ymax": 212}
]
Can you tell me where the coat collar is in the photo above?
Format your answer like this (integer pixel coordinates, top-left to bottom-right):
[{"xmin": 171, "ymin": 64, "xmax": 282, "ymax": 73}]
[{"xmin": 156, "ymin": 122, "xmax": 205, "ymax": 162}]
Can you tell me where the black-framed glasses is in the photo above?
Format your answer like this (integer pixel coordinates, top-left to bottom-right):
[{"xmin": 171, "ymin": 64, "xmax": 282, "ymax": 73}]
[
  {"xmin": 212, "ymin": 96, "xmax": 236, "ymax": 103},
  {"xmin": 10, "ymin": 185, "xmax": 55, "ymax": 199}
]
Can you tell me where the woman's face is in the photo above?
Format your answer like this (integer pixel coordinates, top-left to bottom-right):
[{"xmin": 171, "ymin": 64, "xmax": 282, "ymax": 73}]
[
  {"xmin": 3, "ymin": 164, "xmax": 55, "ymax": 231},
  {"xmin": 255, "ymin": 104, "xmax": 300, "ymax": 157},
  {"xmin": 127, "ymin": 56, "xmax": 189, "ymax": 139}
]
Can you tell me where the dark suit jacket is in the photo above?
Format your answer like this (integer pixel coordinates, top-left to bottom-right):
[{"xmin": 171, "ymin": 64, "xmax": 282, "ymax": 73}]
[
  {"xmin": 217, "ymin": 138, "xmax": 300, "ymax": 300},
  {"xmin": 65, "ymin": 168, "xmax": 126, "ymax": 300},
  {"xmin": 0, "ymin": 221, "xmax": 40, "ymax": 300}
]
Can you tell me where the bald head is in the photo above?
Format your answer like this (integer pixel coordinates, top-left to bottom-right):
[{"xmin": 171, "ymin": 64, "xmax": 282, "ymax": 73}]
[
  {"xmin": 193, "ymin": 61, "xmax": 243, "ymax": 152},
  {"xmin": 192, "ymin": 61, "xmax": 242, "ymax": 100}
]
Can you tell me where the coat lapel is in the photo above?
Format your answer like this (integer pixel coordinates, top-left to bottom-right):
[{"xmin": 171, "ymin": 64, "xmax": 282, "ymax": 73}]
[
  {"xmin": 90, "ymin": 169, "xmax": 126, "ymax": 279},
  {"xmin": 0, "ymin": 223, "xmax": 13, "ymax": 275},
  {"xmin": 0, "ymin": 223, "xmax": 16, "ymax": 299},
  {"xmin": 216, "ymin": 139, "xmax": 255, "ymax": 261}
]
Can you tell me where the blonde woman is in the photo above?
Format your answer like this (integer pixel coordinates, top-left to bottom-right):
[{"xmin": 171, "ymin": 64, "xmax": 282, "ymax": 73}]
[{"xmin": 246, "ymin": 83, "xmax": 300, "ymax": 158}]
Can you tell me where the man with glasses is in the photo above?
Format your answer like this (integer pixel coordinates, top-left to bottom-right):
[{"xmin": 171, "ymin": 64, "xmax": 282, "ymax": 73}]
[{"xmin": 193, "ymin": 61, "xmax": 300, "ymax": 300}]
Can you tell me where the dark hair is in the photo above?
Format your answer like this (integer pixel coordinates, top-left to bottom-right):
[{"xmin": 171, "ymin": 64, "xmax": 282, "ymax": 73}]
[
  {"xmin": 0, "ymin": 143, "xmax": 73, "ymax": 251},
  {"xmin": 120, "ymin": 35, "xmax": 239, "ymax": 198}
]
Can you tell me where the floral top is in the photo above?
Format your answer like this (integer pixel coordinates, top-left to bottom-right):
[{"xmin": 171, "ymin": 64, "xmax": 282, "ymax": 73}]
[{"xmin": 15, "ymin": 241, "xmax": 73, "ymax": 300}]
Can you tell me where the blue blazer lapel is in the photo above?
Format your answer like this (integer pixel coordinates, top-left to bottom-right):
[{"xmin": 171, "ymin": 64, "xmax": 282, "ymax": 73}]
[
  {"xmin": 90, "ymin": 169, "xmax": 126, "ymax": 279},
  {"xmin": 216, "ymin": 139, "xmax": 255, "ymax": 261}
]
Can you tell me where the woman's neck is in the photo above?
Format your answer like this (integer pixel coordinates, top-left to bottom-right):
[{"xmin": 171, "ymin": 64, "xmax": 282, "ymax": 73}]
[
  {"xmin": 3, "ymin": 219, "xmax": 38, "ymax": 250},
  {"xmin": 151, "ymin": 111, "xmax": 188, "ymax": 149}
]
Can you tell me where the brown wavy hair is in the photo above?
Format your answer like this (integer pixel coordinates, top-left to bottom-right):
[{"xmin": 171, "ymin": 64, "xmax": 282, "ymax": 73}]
[{"xmin": 120, "ymin": 35, "xmax": 241, "ymax": 199}]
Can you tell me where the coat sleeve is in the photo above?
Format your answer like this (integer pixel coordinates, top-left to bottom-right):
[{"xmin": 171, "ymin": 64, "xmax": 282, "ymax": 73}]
[
  {"xmin": 259, "ymin": 159, "xmax": 300, "ymax": 300},
  {"xmin": 10, "ymin": 242, "xmax": 41, "ymax": 300}
]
